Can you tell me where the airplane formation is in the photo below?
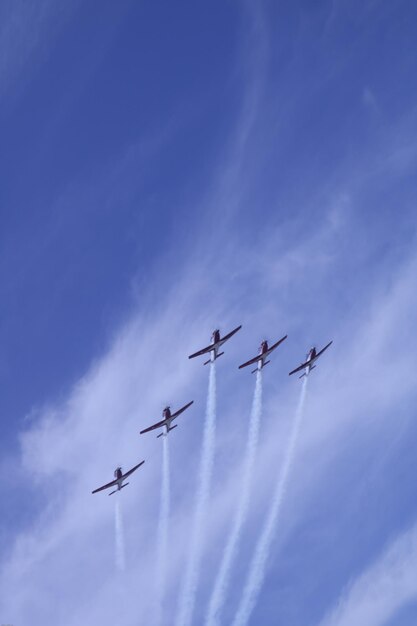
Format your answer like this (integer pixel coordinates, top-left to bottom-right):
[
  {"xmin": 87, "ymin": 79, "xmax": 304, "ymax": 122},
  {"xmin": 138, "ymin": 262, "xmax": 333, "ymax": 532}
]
[{"xmin": 91, "ymin": 326, "xmax": 332, "ymax": 495}]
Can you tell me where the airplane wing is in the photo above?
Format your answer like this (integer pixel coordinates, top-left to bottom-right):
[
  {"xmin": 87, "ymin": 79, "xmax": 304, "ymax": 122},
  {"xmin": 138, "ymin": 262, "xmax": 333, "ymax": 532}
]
[
  {"xmin": 221, "ymin": 325, "xmax": 242, "ymax": 343},
  {"xmin": 188, "ymin": 344, "xmax": 213, "ymax": 359},
  {"xmin": 171, "ymin": 400, "xmax": 194, "ymax": 420},
  {"xmin": 122, "ymin": 460, "xmax": 145, "ymax": 479},
  {"xmin": 238, "ymin": 355, "xmax": 260, "ymax": 369},
  {"xmin": 92, "ymin": 477, "xmax": 118, "ymax": 494},
  {"xmin": 315, "ymin": 341, "xmax": 333, "ymax": 358},
  {"xmin": 140, "ymin": 418, "xmax": 167, "ymax": 434},
  {"xmin": 288, "ymin": 360, "xmax": 309, "ymax": 376},
  {"xmin": 268, "ymin": 334, "xmax": 288, "ymax": 353}
]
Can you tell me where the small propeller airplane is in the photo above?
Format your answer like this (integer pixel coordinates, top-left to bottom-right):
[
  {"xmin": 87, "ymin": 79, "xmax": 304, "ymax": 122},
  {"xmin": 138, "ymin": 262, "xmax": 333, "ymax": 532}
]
[
  {"xmin": 140, "ymin": 401, "xmax": 194, "ymax": 438},
  {"xmin": 92, "ymin": 461, "xmax": 145, "ymax": 496},
  {"xmin": 289, "ymin": 341, "xmax": 333, "ymax": 378},
  {"xmin": 239, "ymin": 335, "xmax": 288, "ymax": 373},
  {"xmin": 188, "ymin": 326, "xmax": 242, "ymax": 365}
]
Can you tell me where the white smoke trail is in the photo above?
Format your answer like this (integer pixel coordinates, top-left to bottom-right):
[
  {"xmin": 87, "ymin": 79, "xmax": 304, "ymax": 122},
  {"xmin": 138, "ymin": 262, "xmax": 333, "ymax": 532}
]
[
  {"xmin": 176, "ymin": 361, "xmax": 217, "ymax": 626},
  {"xmin": 155, "ymin": 435, "xmax": 171, "ymax": 625},
  {"xmin": 232, "ymin": 376, "xmax": 308, "ymax": 626},
  {"xmin": 115, "ymin": 496, "xmax": 126, "ymax": 572},
  {"xmin": 206, "ymin": 370, "xmax": 263, "ymax": 626}
]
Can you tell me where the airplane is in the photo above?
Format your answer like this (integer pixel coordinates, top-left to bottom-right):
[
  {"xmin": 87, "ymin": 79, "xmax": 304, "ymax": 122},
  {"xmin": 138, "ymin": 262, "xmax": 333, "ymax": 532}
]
[
  {"xmin": 92, "ymin": 461, "xmax": 145, "ymax": 496},
  {"xmin": 288, "ymin": 341, "xmax": 333, "ymax": 378},
  {"xmin": 239, "ymin": 335, "xmax": 288, "ymax": 373},
  {"xmin": 188, "ymin": 326, "xmax": 242, "ymax": 365},
  {"xmin": 139, "ymin": 401, "xmax": 194, "ymax": 438}
]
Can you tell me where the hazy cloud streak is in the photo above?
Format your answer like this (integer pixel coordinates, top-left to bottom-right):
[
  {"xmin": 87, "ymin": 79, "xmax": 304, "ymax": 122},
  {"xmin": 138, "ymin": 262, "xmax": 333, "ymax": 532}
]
[
  {"xmin": 206, "ymin": 370, "xmax": 263, "ymax": 626},
  {"xmin": 115, "ymin": 496, "xmax": 125, "ymax": 572},
  {"xmin": 155, "ymin": 435, "xmax": 171, "ymax": 625},
  {"xmin": 319, "ymin": 521, "xmax": 417, "ymax": 626},
  {"xmin": 176, "ymin": 362, "xmax": 217, "ymax": 626},
  {"xmin": 232, "ymin": 376, "xmax": 308, "ymax": 626}
]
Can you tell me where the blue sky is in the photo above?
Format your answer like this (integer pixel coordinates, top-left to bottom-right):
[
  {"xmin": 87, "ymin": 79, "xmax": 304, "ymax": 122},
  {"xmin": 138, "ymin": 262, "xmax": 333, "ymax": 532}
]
[{"xmin": 1, "ymin": 1, "xmax": 417, "ymax": 625}]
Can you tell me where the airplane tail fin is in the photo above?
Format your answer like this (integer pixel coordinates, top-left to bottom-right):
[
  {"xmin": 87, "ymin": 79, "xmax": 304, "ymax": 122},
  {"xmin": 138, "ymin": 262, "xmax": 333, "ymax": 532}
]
[
  {"xmin": 168, "ymin": 424, "xmax": 178, "ymax": 433},
  {"xmin": 204, "ymin": 352, "xmax": 224, "ymax": 365},
  {"xmin": 110, "ymin": 482, "xmax": 130, "ymax": 494},
  {"xmin": 300, "ymin": 365, "xmax": 316, "ymax": 379},
  {"xmin": 157, "ymin": 432, "xmax": 165, "ymax": 439},
  {"xmin": 109, "ymin": 483, "xmax": 129, "ymax": 496},
  {"xmin": 251, "ymin": 360, "xmax": 270, "ymax": 374}
]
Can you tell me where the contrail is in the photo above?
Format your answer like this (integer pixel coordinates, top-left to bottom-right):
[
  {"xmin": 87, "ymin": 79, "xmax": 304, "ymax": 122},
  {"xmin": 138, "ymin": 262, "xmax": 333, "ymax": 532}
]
[
  {"xmin": 115, "ymin": 495, "xmax": 126, "ymax": 572},
  {"xmin": 176, "ymin": 361, "xmax": 217, "ymax": 626},
  {"xmin": 206, "ymin": 370, "xmax": 263, "ymax": 626},
  {"xmin": 232, "ymin": 376, "xmax": 308, "ymax": 626},
  {"xmin": 155, "ymin": 435, "xmax": 171, "ymax": 625}
]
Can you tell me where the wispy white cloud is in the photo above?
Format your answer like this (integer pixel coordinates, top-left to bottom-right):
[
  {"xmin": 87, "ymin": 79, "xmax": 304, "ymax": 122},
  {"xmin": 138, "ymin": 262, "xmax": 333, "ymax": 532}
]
[
  {"xmin": 1, "ymin": 4, "xmax": 417, "ymax": 625},
  {"xmin": 319, "ymin": 523, "xmax": 417, "ymax": 626},
  {"xmin": 0, "ymin": 1, "xmax": 79, "ymax": 104},
  {"xmin": 176, "ymin": 362, "xmax": 217, "ymax": 626},
  {"xmin": 0, "ymin": 205, "xmax": 416, "ymax": 625}
]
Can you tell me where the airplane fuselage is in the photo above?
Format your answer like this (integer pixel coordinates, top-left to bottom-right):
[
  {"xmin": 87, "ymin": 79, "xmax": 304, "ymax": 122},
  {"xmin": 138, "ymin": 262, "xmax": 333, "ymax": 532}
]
[
  {"xmin": 212, "ymin": 330, "xmax": 221, "ymax": 344},
  {"xmin": 162, "ymin": 407, "xmax": 173, "ymax": 434},
  {"xmin": 306, "ymin": 348, "xmax": 317, "ymax": 372},
  {"xmin": 206, "ymin": 329, "xmax": 226, "ymax": 363},
  {"xmin": 114, "ymin": 467, "xmax": 125, "ymax": 491},
  {"xmin": 255, "ymin": 341, "xmax": 269, "ymax": 370},
  {"xmin": 210, "ymin": 330, "xmax": 222, "ymax": 361},
  {"xmin": 301, "ymin": 347, "xmax": 318, "ymax": 376}
]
